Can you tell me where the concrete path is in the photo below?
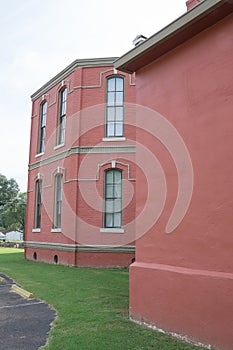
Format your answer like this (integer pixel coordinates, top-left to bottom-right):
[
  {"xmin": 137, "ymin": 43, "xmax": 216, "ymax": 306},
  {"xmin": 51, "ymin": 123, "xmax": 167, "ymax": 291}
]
[{"xmin": 0, "ymin": 273, "xmax": 56, "ymax": 350}]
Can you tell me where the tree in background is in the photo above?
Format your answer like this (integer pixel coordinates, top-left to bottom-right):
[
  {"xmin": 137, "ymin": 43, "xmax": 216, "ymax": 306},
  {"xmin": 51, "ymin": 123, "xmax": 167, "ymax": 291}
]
[
  {"xmin": 0, "ymin": 174, "xmax": 19, "ymax": 205},
  {"xmin": 0, "ymin": 174, "xmax": 26, "ymax": 235}
]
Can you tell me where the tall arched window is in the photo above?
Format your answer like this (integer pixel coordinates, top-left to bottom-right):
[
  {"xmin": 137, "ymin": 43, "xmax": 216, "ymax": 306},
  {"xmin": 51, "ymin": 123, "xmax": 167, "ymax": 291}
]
[
  {"xmin": 106, "ymin": 77, "xmax": 124, "ymax": 137},
  {"xmin": 104, "ymin": 169, "xmax": 122, "ymax": 228},
  {"xmin": 34, "ymin": 179, "xmax": 42, "ymax": 229},
  {"xmin": 53, "ymin": 174, "xmax": 63, "ymax": 229},
  {"xmin": 38, "ymin": 101, "xmax": 47, "ymax": 154},
  {"xmin": 57, "ymin": 87, "xmax": 67, "ymax": 145}
]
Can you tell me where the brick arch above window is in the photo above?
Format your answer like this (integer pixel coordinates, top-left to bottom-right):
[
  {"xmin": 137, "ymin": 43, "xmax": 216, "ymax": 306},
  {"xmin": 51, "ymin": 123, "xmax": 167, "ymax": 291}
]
[
  {"xmin": 97, "ymin": 160, "xmax": 135, "ymax": 182},
  {"xmin": 33, "ymin": 173, "xmax": 44, "ymax": 182},
  {"xmin": 52, "ymin": 166, "xmax": 65, "ymax": 178}
]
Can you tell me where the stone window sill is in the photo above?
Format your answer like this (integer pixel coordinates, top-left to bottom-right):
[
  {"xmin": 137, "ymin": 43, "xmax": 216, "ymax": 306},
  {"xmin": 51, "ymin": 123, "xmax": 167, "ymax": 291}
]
[
  {"xmin": 54, "ymin": 143, "xmax": 65, "ymax": 150},
  {"xmin": 102, "ymin": 137, "xmax": 126, "ymax": 142},
  {"xmin": 51, "ymin": 228, "xmax": 62, "ymax": 233},
  {"xmin": 35, "ymin": 152, "xmax": 44, "ymax": 158},
  {"xmin": 100, "ymin": 228, "xmax": 124, "ymax": 233}
]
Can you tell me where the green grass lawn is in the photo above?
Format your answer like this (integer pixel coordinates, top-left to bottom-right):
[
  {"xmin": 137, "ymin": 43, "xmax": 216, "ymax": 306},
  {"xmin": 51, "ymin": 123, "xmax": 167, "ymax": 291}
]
[{"xmin": 0, "ymin": 248, "xmax": 205, "ymax": 350}]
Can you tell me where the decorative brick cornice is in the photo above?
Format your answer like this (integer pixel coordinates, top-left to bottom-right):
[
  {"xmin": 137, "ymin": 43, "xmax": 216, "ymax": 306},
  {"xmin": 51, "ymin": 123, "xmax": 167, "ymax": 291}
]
[{"xmin": 31, "ymin": 57, "xmax": 118, "ymax": 101}]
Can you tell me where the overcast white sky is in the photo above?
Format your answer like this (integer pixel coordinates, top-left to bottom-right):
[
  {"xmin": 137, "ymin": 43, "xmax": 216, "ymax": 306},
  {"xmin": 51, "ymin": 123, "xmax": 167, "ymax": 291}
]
[{"xmin": 0, "ymin": 0, "xmax": 186, "ymax": 192}]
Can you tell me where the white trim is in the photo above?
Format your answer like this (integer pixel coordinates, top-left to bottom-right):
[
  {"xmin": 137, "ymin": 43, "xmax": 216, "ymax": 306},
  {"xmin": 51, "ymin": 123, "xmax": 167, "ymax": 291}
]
[
  {"xmin": 29, "ymin": 145, "xmax": 136, "ymax": 172},
  {"xmin": 114, "ymin": 0, "xmax": 229, "ymax": 73},
  {"xmin": 32, "ymin": 228, "xmax": 41, "ymax": 233},
  {"xmin": 100, "ymin": 228, "xmax": 125, "ymax": 234},
  {"xmin": 31, "ymin": 58, "xmax": 118, "ymax": 101},
  {"xmin": 130, "ymin": 318, "xmax": 211, "ymax": 350},
  {"xmin": 51, "ymin": 228, "xmax": 62, "ymax": 233},
  {"xmin": 102, "ymin": 137, "xmax": 126, "ymax": 142},
  {"xmin": 35, "ymin": 152, "xmax": 44, "ymax": 158},
  {"xmin": 54, "ymin": 143, "xmax": 65, "ymax": 150},
  {"xmin": 25, "ymin": 241, "xmax": 135, "ymax": 253}
]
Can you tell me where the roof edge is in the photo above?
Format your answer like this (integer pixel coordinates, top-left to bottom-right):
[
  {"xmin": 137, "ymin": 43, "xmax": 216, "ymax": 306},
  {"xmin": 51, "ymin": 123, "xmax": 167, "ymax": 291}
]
[
  {"xmin": 31, "ymin": 57, "xmax": 118, "ymax": 101},
  {"xmin": 114, "ymin": 0, "xmax": 233, "ymax": 73}
]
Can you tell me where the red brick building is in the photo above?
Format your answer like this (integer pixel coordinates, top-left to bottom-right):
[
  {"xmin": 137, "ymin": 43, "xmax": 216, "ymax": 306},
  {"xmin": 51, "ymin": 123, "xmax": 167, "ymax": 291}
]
[
  {"xmin": 115, "ymin": 0, "xmax": 233, "ymax": 349},
  {"xmin": 25, "ymin": 58, "xmax": 136, "ymax": 267}
]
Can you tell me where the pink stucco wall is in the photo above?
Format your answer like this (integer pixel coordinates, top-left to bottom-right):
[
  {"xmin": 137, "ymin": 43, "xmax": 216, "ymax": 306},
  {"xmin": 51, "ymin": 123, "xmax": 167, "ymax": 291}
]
[{"xmin": 131, "ymin": 14, "xmax": 233, "ymax": 350}]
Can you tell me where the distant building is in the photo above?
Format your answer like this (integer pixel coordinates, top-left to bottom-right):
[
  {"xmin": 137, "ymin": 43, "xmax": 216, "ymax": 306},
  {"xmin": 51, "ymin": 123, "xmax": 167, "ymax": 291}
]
[
  {"xmin": 115, "ymin": 0, "xmax": 233, "ymax": 349},
  {"xmin": 25, "ymin": 58, "xmax": 136, "ymax": 267},
  {"xmin": 0, "ymin": 232, "xmax": 6, "ymax": 240},
  {"xmin": 5, "ymin": 231, "xmax": 23, "ymax": 241}
]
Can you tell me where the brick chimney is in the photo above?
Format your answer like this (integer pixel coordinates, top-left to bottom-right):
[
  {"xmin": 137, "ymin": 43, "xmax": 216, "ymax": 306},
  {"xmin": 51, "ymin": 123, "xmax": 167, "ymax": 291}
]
[{"xmin": 186, "ymin": 0, "xmax": 203, "ymax": 10}]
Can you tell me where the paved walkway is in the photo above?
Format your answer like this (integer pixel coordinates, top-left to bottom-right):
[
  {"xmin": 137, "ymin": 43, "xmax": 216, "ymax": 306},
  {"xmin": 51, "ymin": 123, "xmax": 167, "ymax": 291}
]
[{"xmin": 0, "ymin": 273, "xmax": 56, "ymax": 350}]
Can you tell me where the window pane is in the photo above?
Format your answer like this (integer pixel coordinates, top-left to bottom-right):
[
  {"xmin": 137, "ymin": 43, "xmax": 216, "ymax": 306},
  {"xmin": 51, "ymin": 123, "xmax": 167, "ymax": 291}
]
[
  {"xmin": 104, "ymin": 169, "xmax": 122, "ymax": 228},
  {"xmin": 107, "ymin": 78, "xmax": 115, "ymax": 92},
  {"xmin": 58, "ymin": 117, "xmax": 66, "ymax": 144},
  {"xmin": 61, "ymin": 116, "xmax": 66, "ymax": 129},
  {"xmin": 40, "ymin": 129, "xmax": 45, "ymax": 153},
  {"xmin": 106, "ymin": 77, "xmax": 124, "ymax": 138},
  {"xmin": 105, "ymin": 200, "xmax": 114, "ymax": 213},
  {"xmin": 114, "ymin": 171, "xmax": 122, "ymax": 183},
  {"xmin": 41, "ymin": 103, "xmax": 47, "ymax": 126},
  {"xmin": 41, "ymin": 114, "xmax": 46, "ymax": 127},
  {"xmin": 61, "ymin": 88, "xmax": 67, "ymax": 102},
  {"xmin": 39, "ymin": 102, "xmax": 47, "ymax": 153},
  {"xmin": 57, "ymin": 88, "xmax": 67, "ymax": 145},
  {"xmin": 61, "ymin": 101, "xmax": 66, "ymax": 116},
  {"xmin": 54, "ymin": 175, "xmax": 62, "ymax": 228},
  {"xmin": 115, "ymin": 123, "xmax": 123, "ymax": 136},
  {"xmin": 114, "ymin": 199, "xmax": 122, "ymax": 212},
  {"xmin": 35, "ymin": 180, "xmax": 42, "ymax": 228},
  {"xmin": 57, "ymin": 175, "xmax": 62, "ymax": 194},
  {"xmin": 58, "ymin": 125, "xmax": 61, "ymax": 144},
  {"xmin": 106, "ymin": 185, "xmax": 113, "ymax": 198},
  {"xmin": 107, "ymin": 123, "xmax": 114, "ymax": 137},
  {"xmin": 106, "ymin": 170, "xmax": 114, "ymax": 183},
  {"xmin": 107, "ymin": 92, "xmax": 115, "ymax": 105},
  {"xmin": 57, "ymin": 183, "xmax": 62, "ymax": 200},
  {"xmin": 42, "ymin": 102, "xmax": 47, "ymax": 114},
  {"xmin": 116, "ymin": 92, "xmax": 123, "ymax": 104},
  {"xmin": 107, "ymin": 107, "xmax": 115, "ymax": 121},
  {"xmin": 57, "ymin": 201, "xmax": 62, "ymax": 215},
  {"xmin": 59, "ymin": 128, "xmax": 65, "ymax": 144},
  {"xmin": 116, "ymin": 78, "xmax": 123, "ymax": 91},
  {"xmin": 56, "ymin": 213, "xmax": 61, "ymax": 229},
  {"xmin": 105, "ymin": 213, "xmax": 113, "ymax": 227},
  {"xmin": 60, "ymin": 88, "xmax": 67, "ymax": 115},
  {"xmin": 114, "ymin": 184, "xmax": 122, "ymax": 198},
  {"xmin": 115, "ymin": 107, "xmax": 123, "ymax": 121},
  {"xmin": 114, "ymin": 213, "xmax": 121, "ymax": 227}
]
